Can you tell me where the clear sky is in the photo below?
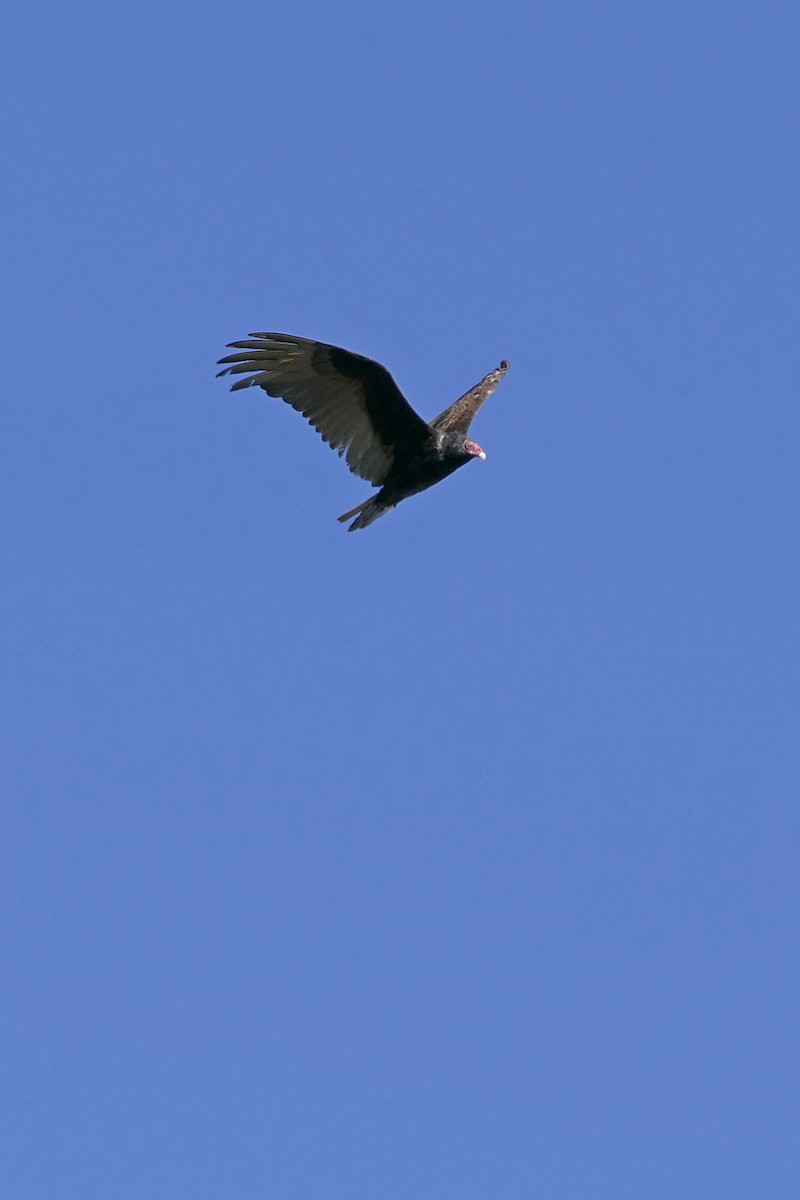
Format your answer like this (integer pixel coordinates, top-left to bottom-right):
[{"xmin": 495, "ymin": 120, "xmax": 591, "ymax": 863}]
[{"xmin": 4, "ymin": 1, "xmax": 799, "ymax": 1196}]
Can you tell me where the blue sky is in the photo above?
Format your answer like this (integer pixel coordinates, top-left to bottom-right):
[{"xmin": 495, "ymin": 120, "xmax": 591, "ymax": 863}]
[{"xmin": 4, "ymin": 1, "xmax": 799, "ymax": 1196}]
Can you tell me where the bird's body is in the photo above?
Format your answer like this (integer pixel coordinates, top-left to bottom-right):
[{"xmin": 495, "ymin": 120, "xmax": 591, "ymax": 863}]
[
  {"xmin": 217, "ymin": 333, "xmax": 509, "ymax": 530},
  {"xmin": 338, "ymin": 429, "xmax": 482, "ymax": 530}
]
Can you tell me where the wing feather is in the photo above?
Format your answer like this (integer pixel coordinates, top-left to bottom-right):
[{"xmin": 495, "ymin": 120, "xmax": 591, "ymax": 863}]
[
  {"xmin": 217, "ymin": 333, "xmax": 431, "ymax": 485},
  {"xmin": 431, "ymin": 361, "xmax": 510, "ymax": 434}
]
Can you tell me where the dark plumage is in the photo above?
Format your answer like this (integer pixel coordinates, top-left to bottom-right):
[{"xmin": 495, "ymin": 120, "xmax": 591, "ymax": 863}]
[{"xmin": 217, "ymin": 333, "xmax": 509, "ymax": 531}]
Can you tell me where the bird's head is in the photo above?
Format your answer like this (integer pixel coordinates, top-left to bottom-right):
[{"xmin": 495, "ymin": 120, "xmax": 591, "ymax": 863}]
[{"xmin": 463, "ymin": 439, "xmax": 486, "ymax": 461}]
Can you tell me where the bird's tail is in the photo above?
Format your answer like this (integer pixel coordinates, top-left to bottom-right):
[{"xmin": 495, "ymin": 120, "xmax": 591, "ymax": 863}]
[{"xmin": 337, "ymin": 495, "xmax": 395, "ymax": 532}]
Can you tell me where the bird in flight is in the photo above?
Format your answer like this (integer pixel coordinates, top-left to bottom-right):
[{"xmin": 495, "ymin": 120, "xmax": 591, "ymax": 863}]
[{"xmin": 217, "ymin": 333, "xmax": 509, "ymax": 531}]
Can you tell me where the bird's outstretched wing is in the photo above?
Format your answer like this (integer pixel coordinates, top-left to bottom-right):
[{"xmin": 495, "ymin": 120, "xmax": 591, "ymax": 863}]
[
  {"xmin": 217, "ymin": 333, "xmax": 431, "ymax": 486},
  {"xmin": 431, "ymin": 361, "xmax": 510, "ymax": 434}
]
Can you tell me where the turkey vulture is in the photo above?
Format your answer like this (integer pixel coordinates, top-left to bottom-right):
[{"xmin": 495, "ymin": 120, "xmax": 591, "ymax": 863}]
[{"xmin": 217, "ymin": 333, "xmax": 510, "ymax": 531}]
